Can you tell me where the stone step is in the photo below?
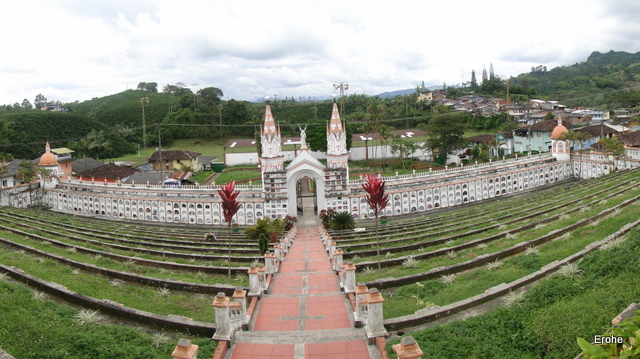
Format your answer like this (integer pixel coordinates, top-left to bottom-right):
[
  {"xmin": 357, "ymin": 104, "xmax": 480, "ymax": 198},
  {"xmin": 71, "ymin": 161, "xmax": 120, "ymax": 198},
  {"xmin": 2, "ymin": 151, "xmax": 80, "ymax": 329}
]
[{"xmin": 235, "ymin": 328, "xmax": 367, "ymax": 344}]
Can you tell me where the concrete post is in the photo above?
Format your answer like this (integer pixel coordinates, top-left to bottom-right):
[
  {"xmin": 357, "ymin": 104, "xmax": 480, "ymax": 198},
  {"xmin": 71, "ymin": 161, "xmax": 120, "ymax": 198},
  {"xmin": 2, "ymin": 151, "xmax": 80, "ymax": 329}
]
[
  {"xmin": 333, "ymin": 249, "xmax": 344, "ymax": 271},
  {"xmin": 354, "ymin": 282, "xmax": 369, "ymax": 328},
  {"xmin": 364, "ymin": 288, "xmax": 388, "ymax": 341},
  {"xmin": 257, "ymin": 265, "xmax": 267, "ymax": 293},
  {"xmin": 329, "ymin": 241, "xmax": 336, "ymax": 257},
  {"xmin": 171, "ymin": 338, "xmax": 199, "ymax": 359},
  {"xmin": 264, "ymin": 251, "xmax": 276, "ymax": 274},
  {"xmin": 280, "ymin": 238, "xmax": 288, "ymax": 255},
  {"xmin": 274, "ymin": 243, "xmax": 282, "ymax": 262},
  {"xmin": 339, "ymin": 262, "xmax": 347, "ymax": 290},
  {"xmin": 344, "ymin": 262, "xmax": 356, "ymax": 294},
  {"xmin": 392, "ymin": 336, "xmax": 424, "ymax": 359},
  {"xmin": 248, "ymin": 267, "xmax": 260, "ymax": 296},
  {"xmin": 232, "ymin": 287, "xmax": 249, "ymax": 329},
  {"xmin": 212, "ymin": 292, "xmax": 232, "ymax": 341}
]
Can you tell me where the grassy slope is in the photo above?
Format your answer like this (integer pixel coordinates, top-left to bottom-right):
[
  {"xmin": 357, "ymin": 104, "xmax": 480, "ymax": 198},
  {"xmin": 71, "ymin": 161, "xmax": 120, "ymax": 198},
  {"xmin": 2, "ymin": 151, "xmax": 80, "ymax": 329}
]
[
  {"xmin": 0, "ymin": 279, "xmax": 216, "ymax": 359},
  {"xmin": 386, "ymin": 228, "xmax": 640, "ymax": 359}
]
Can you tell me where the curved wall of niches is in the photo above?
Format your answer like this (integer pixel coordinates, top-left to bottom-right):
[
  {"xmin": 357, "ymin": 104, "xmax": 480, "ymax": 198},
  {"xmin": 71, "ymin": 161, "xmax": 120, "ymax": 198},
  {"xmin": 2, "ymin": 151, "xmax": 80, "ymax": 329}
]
[{"xmin": 42, "ymin": 161, "xmax": 573, "ymax": 224}]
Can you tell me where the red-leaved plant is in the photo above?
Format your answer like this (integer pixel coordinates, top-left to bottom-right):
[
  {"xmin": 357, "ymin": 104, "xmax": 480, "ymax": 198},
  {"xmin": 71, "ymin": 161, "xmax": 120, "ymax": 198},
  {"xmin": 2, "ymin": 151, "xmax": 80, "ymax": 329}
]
[
  {"xmin": 218, "ymin": 181, "xmax": 241, "ymax": 278},
  {"xmin": 362, "ymin": 174, "xmax": 389, "ymax": 271}
]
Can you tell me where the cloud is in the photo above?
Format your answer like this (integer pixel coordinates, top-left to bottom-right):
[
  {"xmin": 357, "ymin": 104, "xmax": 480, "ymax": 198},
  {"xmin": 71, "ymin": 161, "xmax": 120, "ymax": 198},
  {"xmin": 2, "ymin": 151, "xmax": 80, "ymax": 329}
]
[{"xmin": 1, "ymin": 0, "xmax": 640, "ymax": 104}]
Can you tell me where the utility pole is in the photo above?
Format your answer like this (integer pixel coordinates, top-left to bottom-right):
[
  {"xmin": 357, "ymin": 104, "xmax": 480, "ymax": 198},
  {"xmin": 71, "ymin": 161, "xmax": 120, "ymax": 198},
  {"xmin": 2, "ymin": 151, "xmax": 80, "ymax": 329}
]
[
  {"xmin": 158, "ymin": 124, "xmax": 163, "ymax": 184},
  {"xmin": 140, "ymin": 97, "xmax": 149, "ymax": 161},
  {"xmin": 192, "ymin": 83, "xmax": 198, "ymax": 109},
  {"xmin": 218, "ymin": 104, "xmax": 223, "ymax": 144},
  {"xmin": 333, "ymin": 82, "xmax": 349, "ymax": 115}
]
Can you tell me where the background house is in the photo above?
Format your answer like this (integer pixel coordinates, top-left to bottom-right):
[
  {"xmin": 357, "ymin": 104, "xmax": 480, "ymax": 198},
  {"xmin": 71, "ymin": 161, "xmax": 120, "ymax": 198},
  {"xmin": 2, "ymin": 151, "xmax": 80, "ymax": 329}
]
[
  {"xmin": 75, "ymin": 164, "xmax": 138, "ymax": 183},
  {"xmin": 148, "ymin": 150, "xmax": 201, "ymax": 172},
  {"xmin": 50, "ymin": 147, "xmax": 74, "ymax": 179},
  {"xmin": 512, "ymin": 118, "xmax": 569, "ymax": 153},
  {"xmin": 1, "ymin": 159, "xmax": 30, "ymax": 187}
]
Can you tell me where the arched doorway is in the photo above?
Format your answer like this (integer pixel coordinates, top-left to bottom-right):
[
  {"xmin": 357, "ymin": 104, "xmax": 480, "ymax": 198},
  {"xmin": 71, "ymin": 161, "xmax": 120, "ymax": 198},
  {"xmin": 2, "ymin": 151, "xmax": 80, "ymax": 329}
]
[
  {"xmin": 286, "ymin": 166, "xmax": 326, "ymax": 218},
  {"xmin": 296, "ymin": 177, "xmax": 317, "ymax": 215}
]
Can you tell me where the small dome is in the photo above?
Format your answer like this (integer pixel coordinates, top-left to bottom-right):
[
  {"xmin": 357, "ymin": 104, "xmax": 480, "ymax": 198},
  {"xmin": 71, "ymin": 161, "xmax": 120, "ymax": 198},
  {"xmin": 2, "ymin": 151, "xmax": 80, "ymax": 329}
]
[
  {"xmin": 551, "ymin": 117, "xmax": 569, "ymax": 139},
  {"xmin": 38, "ymin": 142, "xmax": 58, "ymax": 166},
  {"xmin": 39, "ymin": 152, "xmax": 58, "ymax": 166}
]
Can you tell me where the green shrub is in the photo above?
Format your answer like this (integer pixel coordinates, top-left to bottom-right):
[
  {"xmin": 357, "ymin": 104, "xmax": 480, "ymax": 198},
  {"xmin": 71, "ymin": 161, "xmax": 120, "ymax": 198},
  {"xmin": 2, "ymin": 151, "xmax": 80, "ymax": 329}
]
[
  {"xmin": 329, "ymin": 212, "xmax": 356, "ymax": 231},
  {"xmin": 258, "ymin": 233, "xmax": 269, "ymax": 255},
  {"xmin": 245, "ymin": 217, "xmax": 284, "ymax": 242}
]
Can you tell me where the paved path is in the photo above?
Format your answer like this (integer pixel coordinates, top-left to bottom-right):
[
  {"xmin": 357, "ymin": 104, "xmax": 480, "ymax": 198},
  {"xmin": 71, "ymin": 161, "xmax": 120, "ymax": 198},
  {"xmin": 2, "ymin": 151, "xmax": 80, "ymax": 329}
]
[{"xmin": 230, "ymin": 183, "xmax": 377, "ymax": 359}]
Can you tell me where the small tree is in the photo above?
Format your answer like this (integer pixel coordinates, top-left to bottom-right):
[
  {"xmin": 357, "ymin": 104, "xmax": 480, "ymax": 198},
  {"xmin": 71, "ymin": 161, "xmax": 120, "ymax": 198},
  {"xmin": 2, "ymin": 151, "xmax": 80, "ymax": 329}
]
[
  {"xmin": 598, "ymin": 136, "xmax": 625, "ymax": 172},
  {"xmin": 16, "ymin": 161, "xmax": 37, "ymax": 184},
  {"xmin": 362, "ymin": 174, "xmax": 389, "ymax": 271},
  {"xmin": 390, "ymin": 135, "xmax": 418, "ymax": 170},
  {"xmin": 218, "ymin": 181, "xmax": 241, "ymax": 278},
  {"xmin": 258, "ymin": 233, "xmax": 269, "ymax": 255}
]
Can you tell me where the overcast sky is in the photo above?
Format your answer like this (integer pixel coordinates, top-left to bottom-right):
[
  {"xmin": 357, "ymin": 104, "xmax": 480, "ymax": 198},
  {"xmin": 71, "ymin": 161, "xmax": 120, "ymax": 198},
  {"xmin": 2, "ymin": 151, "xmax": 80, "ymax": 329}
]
[{"xmin": 1, "ymin": 0, "xmax": 639, "ymax": 105}]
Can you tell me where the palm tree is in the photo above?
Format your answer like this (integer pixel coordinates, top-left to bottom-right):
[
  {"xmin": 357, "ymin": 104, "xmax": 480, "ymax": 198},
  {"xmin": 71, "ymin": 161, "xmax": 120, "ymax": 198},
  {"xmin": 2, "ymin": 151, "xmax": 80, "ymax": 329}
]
[
  {"xmin": 16, "ymin": 161, "xmax": 37, "ymax": 184},
  {"xmin": 366, "ymin": 102, "xmax": 384, "ymax": 161},
  {"xmin": 356, "ymin": 122, "xmax": 374, "ymax": 161},
  {"xmin": 88, "ymin": 130, "xmax": 111, "ymax": 159},
  {"xmin": 557, "ymin": 130, "xmax": 577, "ymax": 156},
  {"xmin": 598, "ymin": 137, "xmax": 625, "ymax": 172},
  {"xmin": 377, "ymin": 125, "xmax": 394, "ymax": 170},
  {"xmin": 329, "ymin": 212, "xmax": 356, "ymax": 231},
  {"xmin": 573, "ymin": 131, "xmax": 591, "ymax": 179},
  {"xmin": 0, "ymin": 153, "xmax": 13, "ymax": 177}
]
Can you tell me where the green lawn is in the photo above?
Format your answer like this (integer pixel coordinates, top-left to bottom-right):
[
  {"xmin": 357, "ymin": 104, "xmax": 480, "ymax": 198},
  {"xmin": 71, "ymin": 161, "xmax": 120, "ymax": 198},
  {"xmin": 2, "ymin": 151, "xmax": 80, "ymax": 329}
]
[{"xmin": 111, "ymin": 138, "xmax": 228, "ymax": 167}]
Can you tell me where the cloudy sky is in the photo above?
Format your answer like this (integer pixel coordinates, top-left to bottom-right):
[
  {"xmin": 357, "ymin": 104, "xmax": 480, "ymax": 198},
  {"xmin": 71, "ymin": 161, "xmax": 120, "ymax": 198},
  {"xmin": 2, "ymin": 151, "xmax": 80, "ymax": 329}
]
[{"xmin": 1, "ymin": 0, "xmax": 638, "ymax": 105}]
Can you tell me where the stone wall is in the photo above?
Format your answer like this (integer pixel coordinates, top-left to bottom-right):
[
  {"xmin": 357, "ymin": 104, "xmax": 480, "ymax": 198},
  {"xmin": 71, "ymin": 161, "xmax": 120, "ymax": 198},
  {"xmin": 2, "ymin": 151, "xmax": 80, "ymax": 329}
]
[{"xmin": 0, "ymin": 184, "xmax": 43, "ymax": 208}]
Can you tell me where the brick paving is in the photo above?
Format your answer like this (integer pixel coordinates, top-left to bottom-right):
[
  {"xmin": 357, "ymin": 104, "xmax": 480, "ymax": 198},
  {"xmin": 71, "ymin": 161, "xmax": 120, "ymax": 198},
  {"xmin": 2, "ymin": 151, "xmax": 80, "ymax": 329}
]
[{"xmin": 230, "ymin": 200, "xmax": 377, "ymax": 359}]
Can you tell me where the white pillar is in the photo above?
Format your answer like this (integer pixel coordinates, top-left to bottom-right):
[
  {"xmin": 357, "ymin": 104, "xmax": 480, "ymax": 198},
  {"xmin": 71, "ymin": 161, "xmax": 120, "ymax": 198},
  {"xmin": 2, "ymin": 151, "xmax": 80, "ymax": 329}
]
[
  {"xmin": 171, "ymin": 338, "xmax": 199, "ymax": 359},
  {"xmin": 264, "ymin": 251, "xmax": 276, "ymax": 274},
  {"xmin": 333, "ymin": 249, "xmax": 344, "ymax": 272},
  {"xmin": 232, "ymin": 287, "xmax": 249, "ymax": 329},
  {"xmin": 392, "ymin": 336, "xmax": 424, "ymax": 359},
  {"xmin": 344, "ymin": 262, "xmax": 356, "ymax": 294},
  {"xmin": 365, "ymin": 288, "xmax": 388, "ymax": 341},
  {"xmin": 354, "ymin": 283, "xmax": 369, "ymax": 328},
  {"xmin": 258, "ymin": 265, "xmax": 267, "ymax": 293},
  {"xmin": 212, "ymin": 292, "xmax": 232, "ymax": 341},
  {"xmin": 274, "ymin": 244, "xmax": 282, "ymax": 262},
  {"xmin": 248, "ymin": 267, "xmax": 260, "ymax": 296}
]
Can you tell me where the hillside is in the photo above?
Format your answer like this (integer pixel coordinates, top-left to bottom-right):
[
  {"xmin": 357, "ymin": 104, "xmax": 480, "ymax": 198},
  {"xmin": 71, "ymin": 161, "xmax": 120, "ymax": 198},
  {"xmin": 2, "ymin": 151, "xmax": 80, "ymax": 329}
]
[
  {"xmin": 512, "ymin": 50, "xmax": 640, "ymax": 107},
  {"xmin": 0, "ymin": 111, "xmax": 134, "ymax": 159},
  {"xmin": 69, "ymin": 89, "xmax": 180, "ymax": 128}
]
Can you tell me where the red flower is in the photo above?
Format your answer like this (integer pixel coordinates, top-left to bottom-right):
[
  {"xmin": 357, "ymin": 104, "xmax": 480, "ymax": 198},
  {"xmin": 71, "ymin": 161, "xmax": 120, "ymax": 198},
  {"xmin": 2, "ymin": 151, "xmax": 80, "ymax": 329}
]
[
  {"xmin": 218, "ymin": 181, "xmax": 241, "ymax": 225},
  {"xmin": 362, "ymin": 174, "xmax": 389, "ymax": 216}
]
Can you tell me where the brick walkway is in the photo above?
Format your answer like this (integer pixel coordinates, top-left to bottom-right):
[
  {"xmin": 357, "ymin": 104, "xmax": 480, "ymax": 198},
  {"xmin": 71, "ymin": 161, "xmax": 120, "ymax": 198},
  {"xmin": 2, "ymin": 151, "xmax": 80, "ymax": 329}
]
[{"xmin": 230, "ymin": 203, "xmax": 377, "ymax": 359}]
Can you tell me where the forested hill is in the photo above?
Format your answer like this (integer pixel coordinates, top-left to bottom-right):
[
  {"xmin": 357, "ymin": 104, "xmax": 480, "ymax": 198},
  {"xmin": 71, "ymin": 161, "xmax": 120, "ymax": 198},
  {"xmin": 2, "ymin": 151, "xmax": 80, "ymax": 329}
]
[
  {"xmin": 0, "ymin": 111, "xmax": 134, "ymax": 159},
  {"xmin": 511, "ymin": 50, "xmax": 640, "ymax": 108},
  {"xmin": 68, "ymin": 90, "xmax": 180, "ymax": 129}
]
